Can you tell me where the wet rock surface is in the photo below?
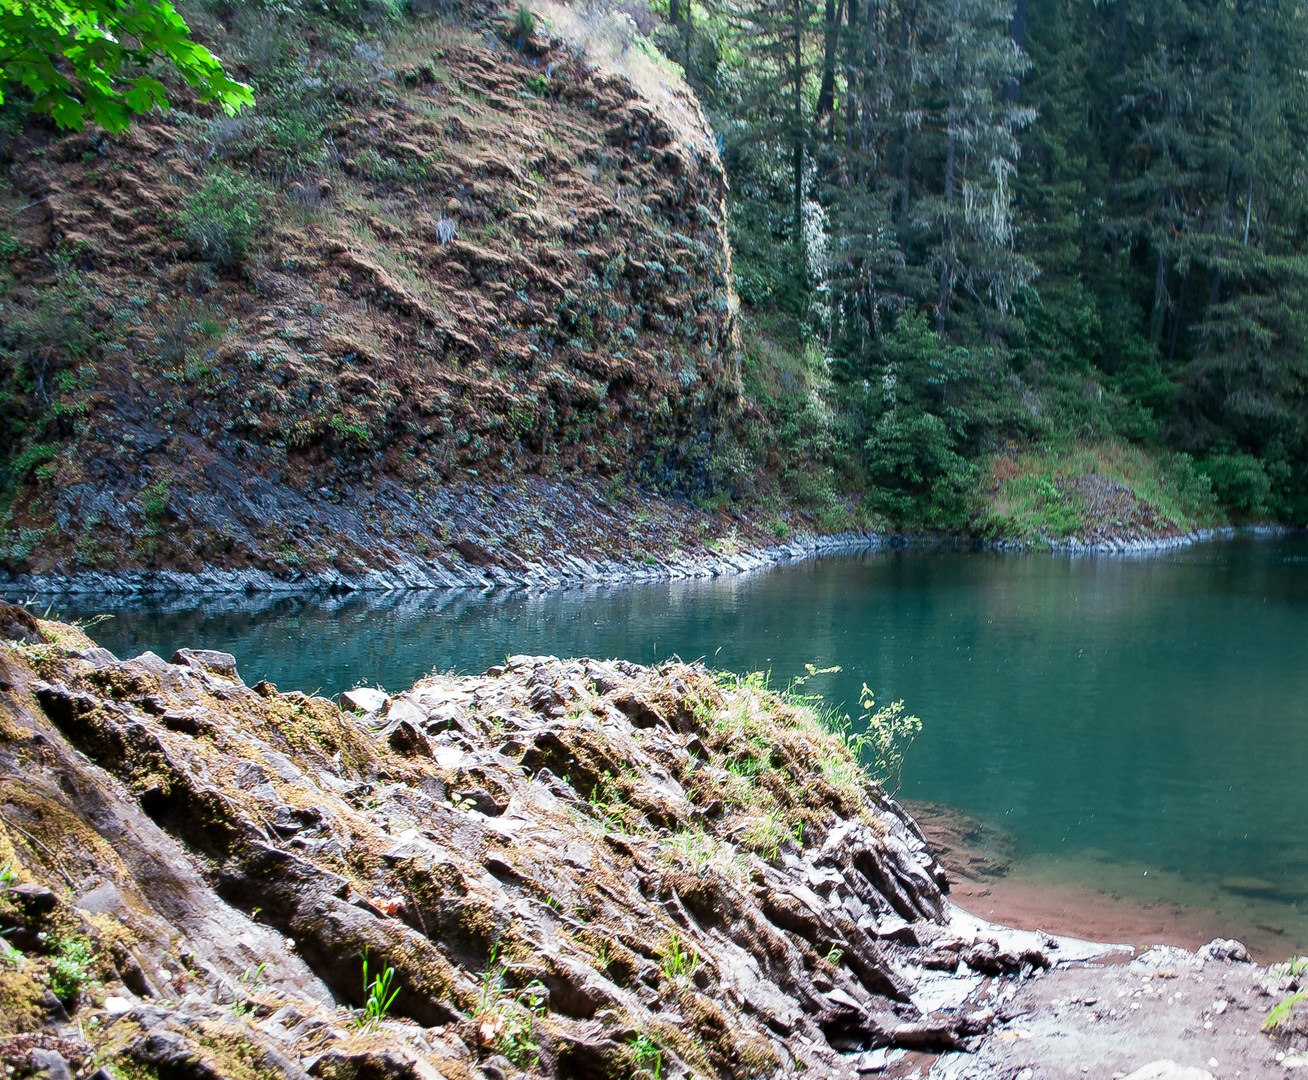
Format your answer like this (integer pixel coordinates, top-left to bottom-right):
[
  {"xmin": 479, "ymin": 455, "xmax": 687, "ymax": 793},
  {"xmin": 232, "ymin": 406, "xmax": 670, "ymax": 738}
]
[
  {"xmin": 0, "ymin": 608, "xmax": 1054, "ymax": 1078},
  {"xmin": 0, "ymin": 506, "xmax": 1233, "ymax": 600},
  {"xmin": 0, "ymin": 502, "xmax": 888, "ymax": 597}
]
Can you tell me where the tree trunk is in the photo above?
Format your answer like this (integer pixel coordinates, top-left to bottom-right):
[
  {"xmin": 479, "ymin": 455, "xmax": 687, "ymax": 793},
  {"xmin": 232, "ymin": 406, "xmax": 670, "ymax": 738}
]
[
  {"xmin": 895, "ymin": 2, "xmax": 913, "ymax": 222},
  {"xmin": 844, "ymin": 0, "xmax": 860, "ymax": 156},
  {"xmin": 792, "ymin": 0, "xmax": 806, "ymax": 276},
  {"xmin": 1003, "ymin": 0, "xmax": 1027, "ymax": 102},
  {"xmin": 936, "ymin": 49, "xmax": 960, "ymax": 334},
  {"xmin": 683, "ymin": 0, "xmax": 693, "ymax": 78},
  {"xmin": 1107, "ymin": 0, "xmax": 1128, "ymax": 199},
  {"xmin": 1149, "ymin": 248, "xmax": 1170, "ymax": 348},
  {"xmin": 816, "ymin": 0, "xmax": 844, "ymax": 128}
]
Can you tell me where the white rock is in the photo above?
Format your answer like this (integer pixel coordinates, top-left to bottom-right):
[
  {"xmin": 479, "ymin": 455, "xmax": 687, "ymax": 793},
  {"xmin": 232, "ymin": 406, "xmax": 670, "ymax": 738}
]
[
  {"xmin": 385, "ymin": 696, "xmax": 427, "ymax": 726},
  {"xmin": 433, "ymin": 746, "xmax": 464, "ymax": 769},
  {"xmin": 1121, "ymin": 1063, "xmax": 1214, "ymax": 1080},
  {"xmin": 341, "ymin": 687, "xmax": 388, "ymax": 714},
  {"xmin": 102, "ymin": 995, "xmax": 133, "ymax": 1015}
]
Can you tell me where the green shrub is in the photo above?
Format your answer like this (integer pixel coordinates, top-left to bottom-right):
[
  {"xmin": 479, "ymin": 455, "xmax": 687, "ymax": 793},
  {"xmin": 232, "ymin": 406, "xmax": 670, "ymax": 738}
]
[
  {"xmin": 858, "ymin": 686, "xmax": 922, "ymax": 796},
  {"xmin": 5, "ymin": 443, "xmax": 55, "ymax": 483},
  {"xmin": 0, "ymin": 528, "xmax": 46, "ymax": 564},
  {"xmin": 864, "ymin": 409, "xmax": 977, "ymax": 529},
  {"xmin": 179, "ymin": 169, "xmax": 264, "ymax": 267},
  {"xmin": 513, "ymin": 3, "xmax": 536, "ymax": 40},
  {"xmin": 1197, "ymin": 448, "xmax": 1272, "ymax": 519}
]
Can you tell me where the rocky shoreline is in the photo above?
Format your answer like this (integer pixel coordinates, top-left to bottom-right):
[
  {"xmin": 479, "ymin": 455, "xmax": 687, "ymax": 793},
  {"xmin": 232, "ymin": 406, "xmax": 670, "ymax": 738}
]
[
  {"xmin": 0, "ymin": 609, "xmax": 1072, "ymax": 1078},
  {"xmin": 0, "ymin": 530, "xmax": 886, "ymax": 597},
  {"xmin": 0, "ymin": 516, "xmax": 1250, "ymax": 599},
  {"xmin": 1, "ymin": 609, "xmax": 1304, "ymax": 1079}
]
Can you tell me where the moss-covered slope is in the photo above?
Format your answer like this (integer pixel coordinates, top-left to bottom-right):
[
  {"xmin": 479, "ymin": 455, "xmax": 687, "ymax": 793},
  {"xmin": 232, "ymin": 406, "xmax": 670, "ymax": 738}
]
[{"xmin": 0, "ymin": 5, "xmax": 741, "ymax": 580}]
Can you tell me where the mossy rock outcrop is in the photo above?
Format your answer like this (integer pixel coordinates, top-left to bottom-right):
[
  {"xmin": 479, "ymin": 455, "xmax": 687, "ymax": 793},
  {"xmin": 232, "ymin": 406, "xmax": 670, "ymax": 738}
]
[{"xmin": 0, "ymin": 604, "xmax": 1030, "ymax": 1078}]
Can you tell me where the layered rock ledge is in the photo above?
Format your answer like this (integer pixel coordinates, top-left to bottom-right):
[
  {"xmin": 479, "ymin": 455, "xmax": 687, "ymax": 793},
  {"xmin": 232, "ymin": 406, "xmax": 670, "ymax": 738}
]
[
  {"xmin": 2, "ymin": 607, "xmax": 1303, "ymax": 1079},
  {"xmin": 0, "ymin": 606, "xmax": 1078, "ymax": 1079}
]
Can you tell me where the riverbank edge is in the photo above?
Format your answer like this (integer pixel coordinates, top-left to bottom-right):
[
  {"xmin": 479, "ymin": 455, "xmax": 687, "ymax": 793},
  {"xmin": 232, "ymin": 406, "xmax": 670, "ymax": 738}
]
[{"xmin": 0, "ymin": 523, "xmax": 1260, "ymax": 598}]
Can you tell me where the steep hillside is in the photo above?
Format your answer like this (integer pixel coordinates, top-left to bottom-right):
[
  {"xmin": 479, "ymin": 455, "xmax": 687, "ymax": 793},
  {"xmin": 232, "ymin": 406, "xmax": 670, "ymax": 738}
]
[{"xmin": 0, "ymin": 3, "xmax": 743, "ymax": 583}]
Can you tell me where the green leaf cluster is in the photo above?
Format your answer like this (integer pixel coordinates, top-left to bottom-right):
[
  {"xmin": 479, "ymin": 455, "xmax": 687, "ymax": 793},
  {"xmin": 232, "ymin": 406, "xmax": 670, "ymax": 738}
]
[{"xmin": 0, "ymin": 0, "xmax": 252, "ymax": 130}]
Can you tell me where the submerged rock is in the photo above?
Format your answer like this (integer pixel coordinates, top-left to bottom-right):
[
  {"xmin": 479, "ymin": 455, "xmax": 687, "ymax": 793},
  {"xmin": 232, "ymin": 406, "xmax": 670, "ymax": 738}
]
[{"xmin": 0, "ymin": 610, "xmax": 1054, "ymax": 1076}]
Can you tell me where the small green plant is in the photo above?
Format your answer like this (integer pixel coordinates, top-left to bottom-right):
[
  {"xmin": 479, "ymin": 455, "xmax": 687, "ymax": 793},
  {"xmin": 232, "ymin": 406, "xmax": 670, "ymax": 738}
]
[
  {"xmin": 859, "ymin": 687, "xmax": 922, "ymax": 796},
  {"xmin": 0, "ymin": 861, "xmax": 20, "ymax": 966},
  {"xmin": 629, "ymin": 1032, "xmax": 663, "ymax": 1077},
  {"xmin": 476, "ymin": 944, "xmax": 546, "ymax": 1068},
  {"xmin": 707, "ymin": 526, "xmax": 741, "ymax": 555},
  {"xmin": 329, "ymin": 414, "xmax": 371, "ymax": 447},
  {"xmin": 587, "ymin": 770, "xmax": 633, "ymax": 835},
  {"xmin": 357, "ymin": 948, "xmax": 400, "ymax": 1028},
  {"xmin": 1264, "ymin": 955, "xmax": 1308, "ymax": 1033},
  {"xmin": 662, "ymin": 828, "xmax": 718, "ymax": 874},
  {"xmin": 1264, "ymin": 988, "xmax": 1308, "ymax": 1032},
  {"xmin": 0, "ymin": 527, "xmax": 46, "ymax": 564},
  {"xmin": 141, "ymin": 478, "xmax": 169, "ymax": 519},
  {"xmin": 230, "ymin": 961, "xmax": 269, "ymax": 1017},
  {"xmin": 740, "ymin": 808, "xmax": 794, "ymax": 861},
  {"xmin": 512, "ymin": 2, "xmax": 535, "ymax": 39},
  {"xmin": 660, "ymin": 932, "xmax": 699, "ymax": 984},
  {"xmin": 591, "ymin": 939, "xmax": 615, "ymax": 971},
  {"xmin": 48, "ymin": 936, "xmax": 94, "ymax": 1003},
  {"xmin": 825, "ymin": 945, "xmax": 845, "ymax": 966}
]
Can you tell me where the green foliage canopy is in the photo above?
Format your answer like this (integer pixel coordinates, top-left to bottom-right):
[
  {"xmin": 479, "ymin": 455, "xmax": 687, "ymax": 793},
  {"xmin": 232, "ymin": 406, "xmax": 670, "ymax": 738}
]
[{"xmin": 0, "ymin": 0, "xmax": 251, "ymax": 130}]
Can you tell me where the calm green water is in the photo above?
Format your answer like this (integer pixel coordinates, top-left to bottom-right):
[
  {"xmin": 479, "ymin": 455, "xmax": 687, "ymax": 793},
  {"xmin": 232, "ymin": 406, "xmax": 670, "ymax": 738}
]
[{"xmin": 54, "ymin": 535, "xmax": 1308, "ymax": 952}]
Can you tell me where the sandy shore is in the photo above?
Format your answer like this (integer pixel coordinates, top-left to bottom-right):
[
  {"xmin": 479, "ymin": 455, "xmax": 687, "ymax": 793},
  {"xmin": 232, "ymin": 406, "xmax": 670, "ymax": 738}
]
[
  {"xmin": 909, "ymin": 801, "xmax": 1302, "ymax": 966},
  {"xmin": 891, "ymin": 803, "xmax": 1308, "ymax": 1078}
]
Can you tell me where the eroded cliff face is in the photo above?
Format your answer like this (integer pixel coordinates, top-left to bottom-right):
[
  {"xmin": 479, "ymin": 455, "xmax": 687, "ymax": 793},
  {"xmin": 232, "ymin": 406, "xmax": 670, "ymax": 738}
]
[
  {"xmin": 0, "ymin": 606, "xmax": 1042, "ymax": 1079},
  {"xmin": 0, "ymin": 5, "xmax": 742, "ymax": 582}
]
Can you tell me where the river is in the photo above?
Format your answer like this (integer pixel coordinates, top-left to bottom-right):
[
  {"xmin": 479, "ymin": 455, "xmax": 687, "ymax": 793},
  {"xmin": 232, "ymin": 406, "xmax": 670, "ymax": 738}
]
[{"xmin": 51, "ymin": 533, "xmax": 1308, "ymax": 957}]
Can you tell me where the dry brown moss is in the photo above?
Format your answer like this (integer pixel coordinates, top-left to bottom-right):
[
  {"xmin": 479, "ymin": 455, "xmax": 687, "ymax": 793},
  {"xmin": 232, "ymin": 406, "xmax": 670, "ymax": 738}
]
[
  {"xmin": 0, "ymin": 780, "xmax": 127, "ymax": 887},
  {"xmin": 0, "ymin": 968, "xmax": 47, "ymax": 1035}
]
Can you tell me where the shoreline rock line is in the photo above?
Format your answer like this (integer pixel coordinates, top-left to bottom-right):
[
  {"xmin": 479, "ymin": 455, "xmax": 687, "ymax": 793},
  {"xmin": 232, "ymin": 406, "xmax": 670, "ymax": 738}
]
[{"xmin": 0, "ymin": 526, "xmax": 1239, "ymax": 599}]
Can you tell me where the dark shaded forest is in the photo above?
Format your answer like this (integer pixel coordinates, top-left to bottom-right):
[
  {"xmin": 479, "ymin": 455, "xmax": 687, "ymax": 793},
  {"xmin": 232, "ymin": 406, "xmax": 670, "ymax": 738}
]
[{"xmin": 656, "ymin": 0, "xmax": 1308, "ymax": 526}]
